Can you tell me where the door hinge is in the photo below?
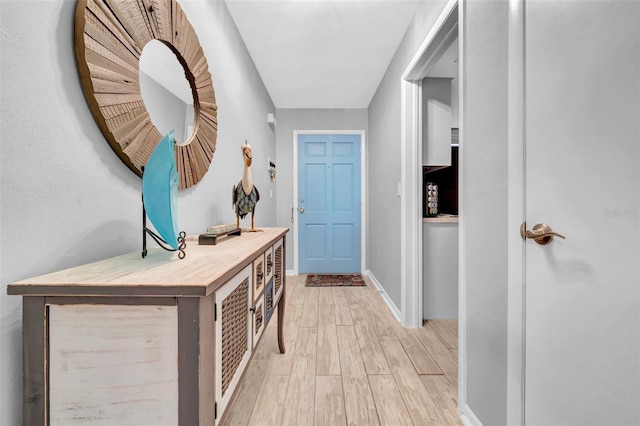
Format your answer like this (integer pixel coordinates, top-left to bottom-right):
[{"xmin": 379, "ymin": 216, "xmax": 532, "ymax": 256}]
[{"xmin": 214, "ymin": 401, "xmax": 218, "ymax": 419}]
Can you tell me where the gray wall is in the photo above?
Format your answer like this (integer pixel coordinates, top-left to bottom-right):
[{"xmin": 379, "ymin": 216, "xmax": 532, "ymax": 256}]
[
  {"xmin": 423, "ymin": 77, "xmax": 453, "ymax": 105},
  {"xmin": 139, "ymin": 71, "xmax": 190, "ymax": 144},
  {"xmin": 367, "ymin": 0, "xmax": 449, "ymax": 309},
  {"xmin": 274, "ymin": 109, "xmax": 368, "ymax": 270},
  {"xmin": 463, "ymin": 0, "xmax": 509, "ymax": 423},
  {"xmin": 0, "ymin": 1, "xmax": 275, "ymax": 424},
  {"xmin": 367, "ymin": 0, "xmax": 510, "ymax": 422},
  {"xmin": 423, "ymin": 222, "xmax": 458, "ymax": 319}
]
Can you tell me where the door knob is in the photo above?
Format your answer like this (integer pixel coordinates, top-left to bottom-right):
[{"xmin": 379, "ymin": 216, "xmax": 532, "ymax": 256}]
[
  {"xmin": 299, "ymin": 207, "xmax": 305, "ymax": 213},
  {"xmin": 520, "ymin": 223, "xmax": 566, "ymax": 246}
]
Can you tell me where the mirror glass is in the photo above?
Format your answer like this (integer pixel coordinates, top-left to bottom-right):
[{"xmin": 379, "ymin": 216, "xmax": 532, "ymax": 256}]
[{"xmin": 139, "ymin": 40, "xmax": 195, "ymax": 145}]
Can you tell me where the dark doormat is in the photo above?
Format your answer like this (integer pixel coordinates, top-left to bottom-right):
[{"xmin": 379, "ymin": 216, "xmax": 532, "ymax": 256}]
[{"xmin": 305, "ymin": 274, "xmax": 366, "ymax": 287}]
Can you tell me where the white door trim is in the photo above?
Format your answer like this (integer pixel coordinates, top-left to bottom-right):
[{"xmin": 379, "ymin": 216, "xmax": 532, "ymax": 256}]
[
  {"xmin": 457, "ymin": 0, "xmax": 469, "ymax": 422},
  {"xmin": 506, "ymin": 1, "xmax": 525, "ymax": 424},
  {"xmin": 400, "ymin": 0, "xmax": 458, "ymax": 327},
  {"xmin": 400, "ymin": 78, "xmax": 423, "ymax": 329},
  {"xmin": 292, "ymin": 130, "xmax": 367, "ymax": 275}
]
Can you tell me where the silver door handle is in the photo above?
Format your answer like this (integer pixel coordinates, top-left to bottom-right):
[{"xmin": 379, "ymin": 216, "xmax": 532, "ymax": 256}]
[{"xmin": 299, "ymin": 207, "xmax": 305, "ymax": 213}]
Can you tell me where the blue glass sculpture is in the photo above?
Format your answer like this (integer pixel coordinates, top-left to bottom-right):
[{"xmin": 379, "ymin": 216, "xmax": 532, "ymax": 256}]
[{"xmin": 142, "ymin": 130, "xmax": 180, "ymax": 250}]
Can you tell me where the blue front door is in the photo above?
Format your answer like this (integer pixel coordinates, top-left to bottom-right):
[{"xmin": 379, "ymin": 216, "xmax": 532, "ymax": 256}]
[{"xmin": 298, "ymin": 134, "xmax": 361, "ymax": 273}]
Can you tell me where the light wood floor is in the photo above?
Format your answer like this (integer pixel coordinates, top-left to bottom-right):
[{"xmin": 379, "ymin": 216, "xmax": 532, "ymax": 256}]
[{"xmin": 222, "ymin": 275, "xmax": 461, "ymax": 425}]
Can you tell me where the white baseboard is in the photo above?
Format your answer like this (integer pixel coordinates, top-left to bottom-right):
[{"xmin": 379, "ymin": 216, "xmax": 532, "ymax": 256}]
[
  {"xmin": 364, "ymin": 270, "xmax": 401, "ymax": 322},
  {"xmin": 286, "ymin": 269, "xmax": 296, "ymax": 276},
  {"xmin": 460, "ymin": 404, "xmax": 482, "ymax": 426}
]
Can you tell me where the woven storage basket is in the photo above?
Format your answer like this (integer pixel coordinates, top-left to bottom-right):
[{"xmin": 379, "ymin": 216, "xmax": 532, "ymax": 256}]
[
  {"xmin": 221, "ymin": 278, "xmax": 249, "ymax": 396},
  {"xmin": 274, "ymin": 245, "xmax": 283, "ymax": 296},
  {"xmin": 254, "ymin": 304, "xmax": 263, "ymax": 337}
]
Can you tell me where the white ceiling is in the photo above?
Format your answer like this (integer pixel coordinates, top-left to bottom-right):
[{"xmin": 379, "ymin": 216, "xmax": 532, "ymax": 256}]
[{"xmin": 225, "ymin": 0, "xmax": 421, "ymax": 109}]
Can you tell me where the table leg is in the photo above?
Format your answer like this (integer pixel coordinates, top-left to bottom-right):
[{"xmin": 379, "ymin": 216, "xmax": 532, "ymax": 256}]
[
  {"xmin": 23, "ymin": 297, "xmax": 45, "ymax": 426},
  {"xmin": 277, "ymin": 281, "xmax": 286, "ymax": 354}
]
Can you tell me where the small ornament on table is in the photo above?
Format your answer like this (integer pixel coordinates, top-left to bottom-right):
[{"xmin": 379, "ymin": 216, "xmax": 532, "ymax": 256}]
[{"xmin": 232, "ymin": 140, "xmax": 262, "ymax": 232}]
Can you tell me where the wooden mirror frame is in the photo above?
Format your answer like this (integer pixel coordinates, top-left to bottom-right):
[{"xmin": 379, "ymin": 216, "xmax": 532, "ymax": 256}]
[{"xmin": 75, "ymin": 0, "xmax": 217, "ymax": 189}]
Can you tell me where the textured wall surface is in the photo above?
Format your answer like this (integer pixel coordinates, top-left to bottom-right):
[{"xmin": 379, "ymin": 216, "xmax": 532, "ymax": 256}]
[{"xmin": 0, "ymin": 1, "xmax": 274, "ymax": 424}]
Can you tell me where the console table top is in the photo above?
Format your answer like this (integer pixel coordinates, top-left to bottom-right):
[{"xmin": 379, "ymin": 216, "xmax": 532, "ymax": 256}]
[{"xmin": 8, "ymin": 227, "xmax": 288, "ymax": 297}]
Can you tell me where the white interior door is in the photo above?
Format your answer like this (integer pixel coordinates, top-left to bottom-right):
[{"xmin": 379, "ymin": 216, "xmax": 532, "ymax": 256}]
[{"xmin": 524, "ymin": 1, "xmax": 639, "ymax": 424}]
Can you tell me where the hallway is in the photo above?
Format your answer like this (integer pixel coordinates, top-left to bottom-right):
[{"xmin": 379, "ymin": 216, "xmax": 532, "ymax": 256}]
[{"xmin": 223, "ymin": 275, "xmax": 460, "ymax": 425}]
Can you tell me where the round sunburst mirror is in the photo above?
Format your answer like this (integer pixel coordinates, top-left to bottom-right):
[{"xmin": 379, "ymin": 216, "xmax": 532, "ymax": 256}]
[{"xmin": 74, "ymin": 0, "xmax": 217, "ymax": 189}]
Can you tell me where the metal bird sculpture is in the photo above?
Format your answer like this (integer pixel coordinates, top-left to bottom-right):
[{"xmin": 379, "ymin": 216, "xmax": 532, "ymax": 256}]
[{"xmin": 232, "ymin": 140, "xmax": 261, "ymax": 232}]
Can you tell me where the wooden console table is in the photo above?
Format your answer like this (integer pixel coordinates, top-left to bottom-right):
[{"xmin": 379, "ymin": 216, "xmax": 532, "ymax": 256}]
[{"xmin": 8, "ymin": 227, "xmax": 288, "ymax": 426}]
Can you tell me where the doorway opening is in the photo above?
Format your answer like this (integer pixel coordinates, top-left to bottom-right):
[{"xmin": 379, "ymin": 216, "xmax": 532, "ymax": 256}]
[
  {"xmin": 399, "ymin": 0, "xmax": 472, "ymax": 420},
  {"xmin": 421, "ymin": 45, "xmax": 460, "ymax": 323}
]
